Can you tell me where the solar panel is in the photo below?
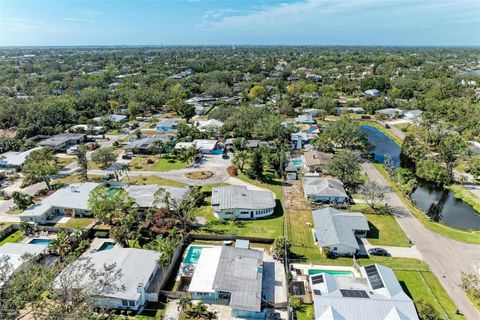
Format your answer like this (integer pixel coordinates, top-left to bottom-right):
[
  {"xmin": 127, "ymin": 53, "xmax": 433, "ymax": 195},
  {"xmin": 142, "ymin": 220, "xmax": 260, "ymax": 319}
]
[
  {"xmin": 313, "ymin": 289, "xmax": 322, "ymax": 296},
  {"xmin": 340, "ymin": 289, "xmax": 369, "ymax": 298},
  {"xmin": 364, "ymin": 265, "xmax": 384, "ymax": 289},
  {"xmin": 311, "ymin": 274, "xmax": 324, "ymax": 285}
]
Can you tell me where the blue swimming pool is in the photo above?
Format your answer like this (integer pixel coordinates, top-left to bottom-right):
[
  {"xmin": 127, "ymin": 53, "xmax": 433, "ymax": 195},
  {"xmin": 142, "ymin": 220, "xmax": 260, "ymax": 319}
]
[
  {"xmin": 308, "ymin": 269, "xmax": 353, "ymax": 277},
  {"xmin": 29, "ymin": 239, "xmax": 52, "ymax": 245},
  {"xmin": 98, "ymin": 242, "xmax": 116, "ymax": 251},
  {"xmin": 183, "ymin": 246, "xmax": 207, "ymax": 264}
]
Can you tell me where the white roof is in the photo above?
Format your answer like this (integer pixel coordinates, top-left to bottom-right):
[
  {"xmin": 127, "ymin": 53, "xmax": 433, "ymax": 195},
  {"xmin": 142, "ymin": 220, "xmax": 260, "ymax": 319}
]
[
  {"xmin": 55, "ymin": 248, "xmax": 161, "ymax": 301},
  {"xmin": 174, "ymin": 139, "xmax": 218, "ymax": 151},
  {"xmin": 0, "ymin": 243, "xmax": 48, "ymax": 284},
  {"xmin": 0, "ymin": 147, "xmax": 42, "ymax": 167},
  {"xmin": 196, "ymin": 119, "xmax": 224, "ymax": 131},
  {"xmin": 188, "ymin": 247, "xmax": 222, "ymax": 293},
  {"xmin": 20, "ymin": 182, "xmax": 99, "ymax": 218}
]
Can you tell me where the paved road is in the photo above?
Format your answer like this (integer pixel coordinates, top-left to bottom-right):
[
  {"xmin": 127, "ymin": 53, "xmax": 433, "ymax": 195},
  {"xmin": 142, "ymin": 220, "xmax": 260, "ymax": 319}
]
[{"xmin": 363, "ymin": 162, "xmax": 480, "ymax": 319}]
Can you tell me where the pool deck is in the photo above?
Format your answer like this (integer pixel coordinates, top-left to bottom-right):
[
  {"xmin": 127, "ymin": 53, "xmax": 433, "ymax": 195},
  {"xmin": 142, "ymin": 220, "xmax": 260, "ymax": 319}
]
[
  {"xmin": 290, "ymin": 263, "xmax": 360, "ymax": 277},
  {"xmin": 86, "ymin": 238, "xmax": 122, "ymax": 254},
  {"xmin": 22, "ymin": 233, "xmax": 57, "ymax": 244}
]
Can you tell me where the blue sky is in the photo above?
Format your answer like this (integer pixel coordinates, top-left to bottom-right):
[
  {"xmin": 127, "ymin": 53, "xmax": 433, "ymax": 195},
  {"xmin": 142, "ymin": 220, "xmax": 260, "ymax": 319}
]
[{"xmin": 0, "ymin": 0, "xmax": 479, "ymax": 46}]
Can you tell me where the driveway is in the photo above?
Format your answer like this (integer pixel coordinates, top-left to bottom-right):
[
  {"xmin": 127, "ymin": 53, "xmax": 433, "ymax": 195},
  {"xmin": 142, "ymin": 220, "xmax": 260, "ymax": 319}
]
[
  {"xmin": 363, "ymin": 162, "xmax": 480, "ymax": 319},
  {"xmin": 361, "ymin": 239, "xmax": 424, "ymax": 260}
]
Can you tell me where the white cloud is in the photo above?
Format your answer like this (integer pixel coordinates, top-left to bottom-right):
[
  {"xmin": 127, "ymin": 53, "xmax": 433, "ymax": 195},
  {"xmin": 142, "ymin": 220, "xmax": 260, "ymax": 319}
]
[{"xmin": 62, "ymin": 17, "xmax": 95, "ymax": 24}]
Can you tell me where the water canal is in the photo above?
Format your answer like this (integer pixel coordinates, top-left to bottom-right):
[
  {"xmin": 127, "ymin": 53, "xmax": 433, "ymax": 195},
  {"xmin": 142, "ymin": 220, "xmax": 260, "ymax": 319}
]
[{"xmin": 361, "ymin": 124, "xmax": 480, "ymax": 231}]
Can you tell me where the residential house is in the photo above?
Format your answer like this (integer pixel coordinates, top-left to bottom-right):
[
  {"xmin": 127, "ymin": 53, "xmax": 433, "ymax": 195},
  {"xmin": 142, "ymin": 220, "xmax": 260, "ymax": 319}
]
[
  {"xmin": 0, "ymin": 147, "xmax": 43, "ymax": 169},
  {"xmin": 302, "ymin": 108, "xmax": 321, "ymax": 117},
  {"xmin": 20, "ymin": 182, "xmax": 100, "ymax": 224},
  {"xmin": 195, "ymin": 119, "xmax": 224, "ymax": 132},
  {"xmin": 174, "ymin": 139, "xmax": 219, "ymax": 154},
  {"xmin": 304, "ymin": 151, "xmax": 333, "ymax": 173},
  {"xmin": 0, "ymin": 243, "xmax": 48, "ymax": 285},
  {"xmin": 310, "ymin": 264, "xmax": 419, "ymax": 319},
  {"xmin": 39, "ymin": 133, "xmax": 87, "ymax": 150},
  {"xmin": 312, "ymin": 207, "xmax": 369, "ymax": 256},
  {"xmin": 403, "ymin": 109, "xmax": 423, "ymax": 123},
  {"xmin": 211, "ymin": 186, "xmax": 276, "ymax": 219},
  {"xmin": 303, "ymin": 177, "xmax": 348, "ymax": 204},
  {"xmin": 54, "ymin": 248, "xmax": 163, "ymax": 311},
  {"xmin": 335, "ymin": 106, "xmax": 366, "ymax": 115},
  {"xmin": 70, "ymin": 124, "xmax": 106, "ymax": 135},
  {"xmin": 224, "ymin": 138, "xmax": 261, "ymax": 151},
  {"xmin": 125, "ymin": 184, "xmax": 189, "ymax": 212},
  {"xmin": 156, "ymin": 119, "xmax": 178, "ymax": 132},
  {"xmin": 125, "ymin": 135, "xmax": 175, "ymax": 154},
  {"xmin": 294, "ymin": 114, "xmax": 315, "ymax": 125},
  {"xmin": 376, "ymin": 108, "xmax": 404, "ymax": 118},
  {"xmin": 291, "ymin": 132, "xmax": 317, "ymax": 150},
  {"xmin": 188, "ymin": 246, "xmax": 265, "ymax": 319},
  {"xmin": 364, "ymin": 89, "xmax": 381, "ymax": 97},
  {"xmin": 92, "ymin": 114, "xmax": 128, "ymax": 123}
]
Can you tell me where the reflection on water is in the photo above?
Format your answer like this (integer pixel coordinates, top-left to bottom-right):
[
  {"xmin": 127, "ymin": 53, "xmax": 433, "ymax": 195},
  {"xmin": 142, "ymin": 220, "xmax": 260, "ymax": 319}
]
[{"xmin": 362, "ymin": 124, "xmax": 480, "ymax": 231}]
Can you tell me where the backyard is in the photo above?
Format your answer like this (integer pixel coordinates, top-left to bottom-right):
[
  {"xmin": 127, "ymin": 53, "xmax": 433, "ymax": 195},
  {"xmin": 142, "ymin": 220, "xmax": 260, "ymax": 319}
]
[
  {"xmin": 0, "ymin": 229, "xmax": 24, "ymax": 246},
  {"xmin": 121, "ymin": 175, "xmax": 186, "ymax": 187}
]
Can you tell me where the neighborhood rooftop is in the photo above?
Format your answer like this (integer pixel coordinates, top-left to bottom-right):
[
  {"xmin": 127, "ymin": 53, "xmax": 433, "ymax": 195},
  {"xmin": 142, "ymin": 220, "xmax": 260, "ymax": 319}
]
[
  {"xmin": 125, "ymin": 184, "xmax": 189, "ymax": 208},
  {"xmin": 211, "ymin": 185, "xmax": 275, "ymax": 210}
]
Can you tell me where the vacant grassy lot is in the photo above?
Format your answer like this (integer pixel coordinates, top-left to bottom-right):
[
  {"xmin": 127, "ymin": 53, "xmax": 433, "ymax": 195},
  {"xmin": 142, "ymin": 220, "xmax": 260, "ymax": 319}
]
[
  {"xmin": 129, "ymin": 155, "xmax": 187, "ymax": 172},
  {"xmin": 365, "ymin": 213, "xmax": 411, "ymax": 247},
  {"xmin": 0, "ymin": 230, "xmax": 24, "ymax": 246},
  {"xmin": 122, "ymin": 175, "xmax": 186, "ymax": 187}
]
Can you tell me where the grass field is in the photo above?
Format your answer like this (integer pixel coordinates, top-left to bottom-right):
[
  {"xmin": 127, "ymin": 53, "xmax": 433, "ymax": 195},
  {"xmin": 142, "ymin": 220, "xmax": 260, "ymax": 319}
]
[
  {"xmin": 286, "ymin": 208, "xmax": 323, "ymax": 263},
  {"xmin": 129, "ymin": 155, "xmax": 187, "ymax": 172},
  {"xmin": 364, "ymin": 213, "xmax": 411, "ymax": 247},
  {"xmin": 122, "ymin": 175, "xmax": 186, "ymax": 187},
  {"xmin": 0, "ymin": 230, "xmax": 24, "ymax": 246},
  {"xmin": 56, "ymin": 217, "xmax": 94, "ymax": 229},
  {"xmin": 448, "ymin": 184, "xmax": 480, "ymax": 213}
]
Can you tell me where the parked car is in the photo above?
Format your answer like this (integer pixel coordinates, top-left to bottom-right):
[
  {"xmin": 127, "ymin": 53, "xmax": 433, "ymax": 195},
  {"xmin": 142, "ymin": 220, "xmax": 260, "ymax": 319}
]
[
  {"xmin": 122, "ymin": 153, "xmax": 133, "ymax": 160},
  {"xmin": 368, "ymin": 247, "xmax": 389, "ymax": 256},
  {"xmin": 104, "ymin": 174, "xmax": 115, "ymax": 181}
]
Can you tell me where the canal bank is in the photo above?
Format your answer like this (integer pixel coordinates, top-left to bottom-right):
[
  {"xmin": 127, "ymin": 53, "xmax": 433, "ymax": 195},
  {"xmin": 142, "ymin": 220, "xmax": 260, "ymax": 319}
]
[{"xmin": 361, "ymin": 124, "xmax": 480, "ymax": 235}]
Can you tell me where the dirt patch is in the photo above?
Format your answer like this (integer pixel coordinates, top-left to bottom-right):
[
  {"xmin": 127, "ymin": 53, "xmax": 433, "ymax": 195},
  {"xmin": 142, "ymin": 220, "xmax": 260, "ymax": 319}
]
[{"xmin": 184, "ymin": 170, "xmax": 214, "ymax": 180}]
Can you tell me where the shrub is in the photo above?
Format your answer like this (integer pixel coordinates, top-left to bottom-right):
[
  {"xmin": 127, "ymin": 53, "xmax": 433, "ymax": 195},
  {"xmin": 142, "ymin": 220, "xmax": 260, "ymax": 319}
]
[
  {"xmin": 322, "ymin": 247, "xmax": 330, "ymax": 256},
  {"xmin": 226, "ymin": 165, "xmax": 238, "ymax": 176},
  {"xmin": 94, "ymin": 231, "xmax": 108, "ymax": 238}
]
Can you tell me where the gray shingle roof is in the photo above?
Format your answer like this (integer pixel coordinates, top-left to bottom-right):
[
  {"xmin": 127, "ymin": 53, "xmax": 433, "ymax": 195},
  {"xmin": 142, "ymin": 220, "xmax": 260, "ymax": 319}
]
[
  {"xmin": 126, "ymin": 135, "xmax": 174, "ymax": 150},
  {"xmin": 312, "ymin": 208, "xmax": 369, "ymax": 249},
  {"xmin": 213, "ymin": 246, "xmax": 263, "ymax": 312},
  {"xmin": 211, "ymin": 186, "xmax": 275, "ymax": 210},
  {"xmin": 303, "ymin": 177, "xmax": 347, "ymax": 198}
]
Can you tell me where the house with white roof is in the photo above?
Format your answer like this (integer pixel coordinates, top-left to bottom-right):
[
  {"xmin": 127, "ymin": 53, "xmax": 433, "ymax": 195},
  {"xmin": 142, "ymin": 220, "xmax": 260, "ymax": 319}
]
[
  {"xmin": 303, "ymin": 177, "xmax": 348, "ymax": 204},
  {"xmin": 19, "ymin": 182, "xmax": 100, "ymax": 224},
  {"xmin": 174, "ymin": 139, "xmax": 218, "ymax": 154},
  {"xmin": 54, "ymin": 248, "xmax": 163, "ymax": 311},
  {"xmin": 0, "ymin": 243, "xmax": 48, "ymax": 285},
  {"xmin": 92, "ymin": 114, "xmax": 128, "ymax": 123},
  {"xmin": 295, "ymin": 114, "xmax": 316, "ymax": 124},
  {"xmin": 188, "ymin": 246, "xmax": 265, "ymax": 319},
  {"xmin": 312, "ymin": 208, "xmax": 369, "ymax": 256},
  {"xmin": 310, "ymin": 264, "xmax": 418, "ymax": 319},
  {"xmin": 211, "ymin": 186, "xmax": 276, "ymax": 219},
  {"xmin": 195, "ymin": 119, "xmax": 224, "ymax": 132},
  {"xmin": 124, "ymin": 184, "xmax": 189, "ymax": 212},
  {"xmin": 291, "ymin": 132, "xmax": 317, "ymax": 150},
  {"xmin": 376, "ymin": 108, "xmax": 404, "ymax": 118},
  {"xmin": 0, "ymin": 147, "xmax": 42, "ymax": 169},
  {"xmin": 364, "ymin": 89, "xmax": 381, "ymax": 97}
]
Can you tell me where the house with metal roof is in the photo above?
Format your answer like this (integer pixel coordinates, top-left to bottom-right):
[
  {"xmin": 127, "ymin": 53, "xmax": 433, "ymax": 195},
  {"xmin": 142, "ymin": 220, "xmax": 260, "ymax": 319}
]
[
  {"xmin": 0, "ymin": 147, "xmax": 43, "ymax": 168},
  {"xmin": 195, "ymin": 119, "xmax": 224, "ymax": 132},
  {"xmin": 303, "ymin": 177, "xmax": 348, "ymax": 204},
  {"xmin": 54, "ymin": 248, "xmax": 164, "ymax": 311},
  {"xmin": 312, "ymin": 208, "xmax": 369, "ymax": 256},
  {"xmin": 174, "ymin": 139, "xmax": 219, "ymax": 154},
  {"xmin": 188, "ymin": 246, "xmax": 265, "ymax": 319},
  {"xmin": 211, "ymin": 186, "xmax": 276, "ymax": 219},
  {"xmin": 92, "ymin": 114, "xmax": 128, "ymax": 123},
  {"xmin": 156, "ymin": 118, "xmax": 178, "ymax": 132},
  {"xmin": 310, "ymin": 264, "xmax": 418, "ymax": 320},
  {"xmin": 0, "ymin": 243, "xmax": 48, "ymax": 286},
  {"xmin": 19, "ymin": 182, "xmax": 100, "ymax": 224},
  {"xmin": 38, "ymin": 133, "xmax": 87, "ymax": 150}
]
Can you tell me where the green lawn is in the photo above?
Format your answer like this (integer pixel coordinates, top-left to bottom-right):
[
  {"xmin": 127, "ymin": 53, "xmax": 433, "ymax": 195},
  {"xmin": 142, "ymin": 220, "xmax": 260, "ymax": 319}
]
[
  {"xmin": 56, "ymin": 217, "xmax": 94, "ymax": 229},
  {"xmin": 129, "ymin": 155, "xmax": 187, "ymax": 172},
  {"xmin": 374, "ymin": 163, "xmax": 480, "ymax": 244},
  {"xmin": 365, "ymin": 213, "xmax": 411, "ymax": 247},
  {"xmin": 286, "ymin": 208, "xmax": 323, "ymax": 264},
  {"xmin": 193, "ymin": 172, "xmax": 284, "ymax": 239},
  {"xmin": 295, "ymin": 304, "xmax": 314, "ymax": 320},
  {"xmin": 122, "ymin": 175, "xmax": 186, "ymax": 187},
  {"xmin": 448, "ymin": 184, "xmax": 480, "ymax": 213},
  {"xmin": 0, "ymin": 230, "xmax": 24, "ymax": 246}
]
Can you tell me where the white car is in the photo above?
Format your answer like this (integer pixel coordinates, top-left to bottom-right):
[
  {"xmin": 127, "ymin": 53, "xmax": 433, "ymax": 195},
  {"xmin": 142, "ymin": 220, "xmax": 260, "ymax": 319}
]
[{"xmin": 66, "ymin": 145, "xmax": 79, "ymax": 155}]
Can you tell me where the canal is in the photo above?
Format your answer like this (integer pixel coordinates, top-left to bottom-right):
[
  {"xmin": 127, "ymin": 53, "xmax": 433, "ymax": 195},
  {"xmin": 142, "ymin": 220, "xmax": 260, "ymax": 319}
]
[{"xmin": 361, "ymin": 124, "xmax": 480, "ymax": 231}]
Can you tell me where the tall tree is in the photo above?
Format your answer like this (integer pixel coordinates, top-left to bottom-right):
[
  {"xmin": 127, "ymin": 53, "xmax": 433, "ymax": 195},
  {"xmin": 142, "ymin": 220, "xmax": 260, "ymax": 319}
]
[
  {"xmin": 75, "ymin": 144, "xmax": 89, "ymax": 182},
  {"xmin": 91, "ymin": 147, "xmax": 116, "ymax": 169},
  {"xmin": 11, "ymin": 191, "xmax": 34, "ymax": 210},
  {"xmin": 325, "ymin": 150, "xmax": 361, "ymax": 188},
  {"xmin": 22, "ymin": 148, "xmax": 58, "ymax": 190}
]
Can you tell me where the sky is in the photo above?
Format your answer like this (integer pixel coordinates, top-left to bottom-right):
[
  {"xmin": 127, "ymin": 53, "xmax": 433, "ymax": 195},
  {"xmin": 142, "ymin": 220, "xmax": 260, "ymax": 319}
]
[{"xmin": 0, "ymin": 0, "xmax": 479, "ymax": 47}]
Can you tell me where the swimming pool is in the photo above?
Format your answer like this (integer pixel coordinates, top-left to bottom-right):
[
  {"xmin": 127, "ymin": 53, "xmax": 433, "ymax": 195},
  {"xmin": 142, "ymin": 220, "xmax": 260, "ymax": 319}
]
[
  {"xmin": 98, "ymin": 242, "xmax": 116, "ymax": 251},
  {"xmin": 308, "ymin": 269, "xmax": 353, "ymax": 277},
  {"xmin": 107, "ymin": 187, "xmax": 122, "ymax": 197},
  {"xmin": 183, "ymin": 246, "xmax": 207, "ymax": 264},
  {"xmin": 29, "ymin": 239, "xmax": 52, "ymax": 245}
]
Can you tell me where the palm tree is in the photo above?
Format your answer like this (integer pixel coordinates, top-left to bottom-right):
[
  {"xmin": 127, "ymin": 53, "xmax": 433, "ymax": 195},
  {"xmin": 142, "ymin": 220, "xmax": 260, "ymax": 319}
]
[
  {"xmin": 150, "ymin": 140, "xmax": 165, "ymax": 155},
  {"xmin": 188, "ymin": 302, "xmax": 208, "ymax": 319},
  {"xmin": 120, "ymin": 163, "xmax": 131, "ymax": 184},
  {"xmin": 49, "ymin": 231, "xmax": 71, "ymax": 261},
  {"xmin": 177, "ymin": 297, "xmax": 192, "ymax": 312}
]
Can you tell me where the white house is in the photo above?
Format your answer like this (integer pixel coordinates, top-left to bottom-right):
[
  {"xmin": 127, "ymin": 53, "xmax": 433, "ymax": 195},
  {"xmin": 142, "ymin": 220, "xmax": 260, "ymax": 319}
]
[
  {"xmin": 195, "ymin": 119, "xmax": 224, "ymax": 132},
  {"xmin": 188, "ymin": 246, "xmax": 265, "ymax": 319},
  {"xmin": 364, "ymin": 89, "xmax": 381, "ymax": 97},
  {"xmin": 312, "ymin": 208, "xmax": 369, "ymax": 256},
  {"xmin": 54, "ymin": 248, "xmax": 163, "ymax": 311},
  {"xmin": 310, "ymin": 264, "xmax": 419, "ymax": 320},
  {"xmin": 0, "ymin": 243, "xmax": 48, "ymax": 285},
  {"xmin": 19, "ymin": 182, "xmax": 100, "ymax": 224},
  {"xmin": 0, "ymin": 147, "xmax": 43, "ymax": 169},
  {"xmin": 174, "ymin": 139, "xmax": 218, "ymax": 154},
  {"xmin": 303, "ymin": 177, "xmax": 348, "ymax": 204},
  {"xmin": 376, "ymin": 108, "xmax": 404, "ymax": 118},
  {"xmin": 211, "ymin": 186, "xmax": 276, "ymax": 219}
]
